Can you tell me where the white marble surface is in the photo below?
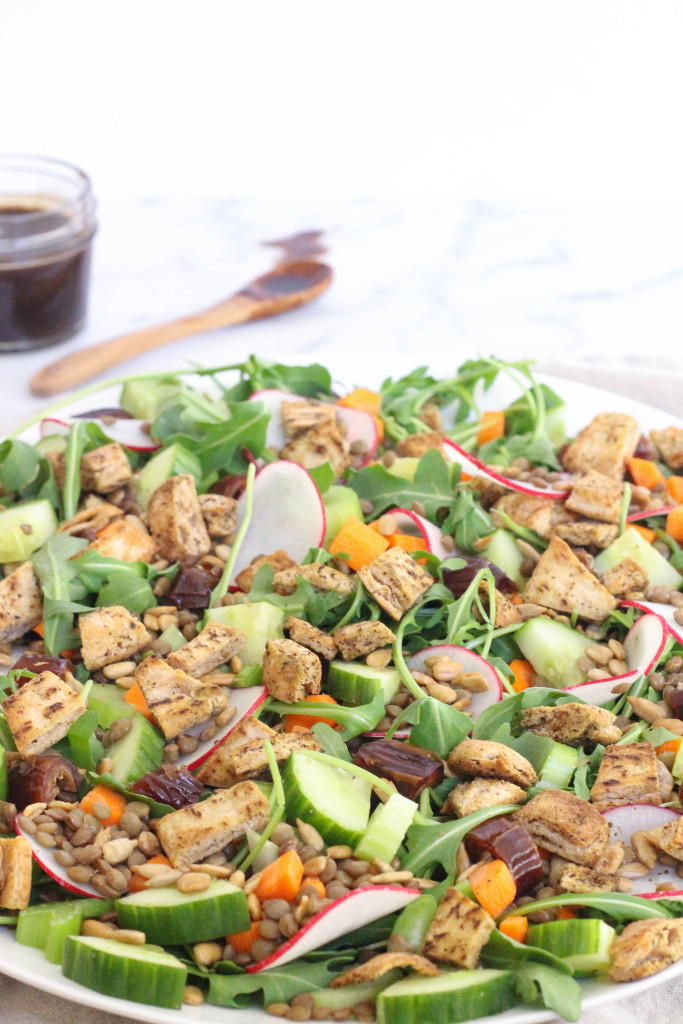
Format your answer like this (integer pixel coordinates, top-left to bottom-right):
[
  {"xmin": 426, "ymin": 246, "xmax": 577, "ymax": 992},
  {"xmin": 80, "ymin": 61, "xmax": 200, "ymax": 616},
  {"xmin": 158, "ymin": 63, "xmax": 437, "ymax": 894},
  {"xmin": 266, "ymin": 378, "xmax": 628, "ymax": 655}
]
[
  {"xmin": 3, "ymin": 198, "xmax": 683, "ymax": 1024},
  {"xmin": 1, "ymin": 198, "xmax": 683, "ymax": 431}
]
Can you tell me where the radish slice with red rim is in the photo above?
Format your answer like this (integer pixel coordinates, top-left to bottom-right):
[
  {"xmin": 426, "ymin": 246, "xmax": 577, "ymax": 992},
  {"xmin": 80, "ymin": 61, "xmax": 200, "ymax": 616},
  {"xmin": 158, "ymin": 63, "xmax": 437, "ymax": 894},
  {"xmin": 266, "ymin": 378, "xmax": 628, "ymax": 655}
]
[
  {"xmin": 246, "ymin": 885, "xmax": 420, "ymax": 972},
  {"xmin": 601, "ymin": 804, "xmax": 683, "ymax": 895},
  {"xmin": 565, "ymin": 673, "xmax": 640, "ymax": 706},
  {"xmin": 623, "ymin": 599, "xmax": 683, "ymax": 646},
  {"xmin": 442, "ymin": 439, "xmax": 571, "ymax": 499},
  {"xmin": 407, "ymin": 644, "xmax": 504, "ymax": 721},
  {"xmin": 39, "ymin": 416, "xmax": 160, "ymax": 453},
  {"xmin": 231, "ymin": 460, "xmax": 326, "ymax": 583},
  {"xmin": 180, "ymin": 686, "xmax": 268, "ymax": 770},
  {"xmin": 14, "ymin": 815, "xmax": 100, "ymax": 898},
  {"xmin": 249, "ymin": 389, "xmax": 379, "ymax": 456},
  {"xmin": 386, "ymin": 507, "xmax": 453, "ymax": 561},
  {"xmin": 627, "ymin": 506, "xmax": 676, "ymax": 522},
  {"xmin": 566, "ymin": 611, "xmax": 667, "ymax": 702}
]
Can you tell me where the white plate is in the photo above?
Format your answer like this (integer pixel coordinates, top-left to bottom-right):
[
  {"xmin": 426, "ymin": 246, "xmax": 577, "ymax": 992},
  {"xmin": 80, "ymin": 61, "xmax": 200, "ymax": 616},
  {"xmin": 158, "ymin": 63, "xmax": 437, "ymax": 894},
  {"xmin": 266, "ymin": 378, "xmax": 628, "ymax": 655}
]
[{"xmin": 4, "ymin": 363, "xmax": 683, "ymax": 1024}]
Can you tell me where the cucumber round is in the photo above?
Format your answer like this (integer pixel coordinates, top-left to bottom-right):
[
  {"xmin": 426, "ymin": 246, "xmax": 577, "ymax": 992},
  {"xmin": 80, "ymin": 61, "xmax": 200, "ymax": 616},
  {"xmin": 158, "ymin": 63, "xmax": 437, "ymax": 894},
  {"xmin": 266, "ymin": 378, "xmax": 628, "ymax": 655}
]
[
  {"xmin": 354, "ymin": 791, "xmax": 416, "ymax": 863},
  {"xmin": 377, "ymin": 968, "xmax": 513, "ymax": 1024},
  {"xmin": 327, "ymin": 660, "xmax": 400, "ymax": 707},
  {"xmin": 282, "ymin": 751, "xmax": 372, "ymax": 847},
  {"xmin": 62, "ymin": 934, "xmax": 186, "ymax": 1009},
  {"xmin": 107, "ymin": 712, "xmax": 165, "ymax": 784},
  {"xmin": 0, "ymin": 499, "xmax": 58, "ymax": 562},
  {"xmin": 323, "ymin": 485, "xmax": 363, "ymax": 545},
  {"xmin": 204, "ymin": 601, "xmax": 285, "ymax": 666},
  {"xmin": 515, "ymin": 616, "xmax": 593, "ymax": 688},
  {"xmin": 594, "ymin": 528, "xmax": 682, "ymax": 590},
  {"xmin": 87, "ymin": 683, "xmax": 137, "ymax": 729},
  {"xmin": 527, "ymin": 918, "xmax": 616, "ymax": 974},
  {"xmin": 116, "ymin": 879, "xmax": 249, "ymax": 945}
]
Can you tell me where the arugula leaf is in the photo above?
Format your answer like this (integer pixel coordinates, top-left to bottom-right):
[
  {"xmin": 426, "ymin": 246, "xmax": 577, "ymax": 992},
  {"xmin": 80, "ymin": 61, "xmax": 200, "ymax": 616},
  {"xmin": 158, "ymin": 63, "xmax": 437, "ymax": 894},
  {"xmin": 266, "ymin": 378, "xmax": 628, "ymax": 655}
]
[
  {"xmin": 31, "ymin": 534, "xmax": 89, "ymax": 655},
  {"xmin": 402, "ymin": 805, "xmax": 520, "ymax": 876},
  {"xmin": 189, "ymin": 401, "xmax": 269, "ymax": 476},
  {"xmin": 67, "ymin": 710, "xmax": 105, "ymax": 770},
  {"xmin": 209, "ymin": 954, "xmax": 352, "ymax": 1007},
  {"xmin": 513, "ymin": 963, "xmax": 582, "ymax": 1022},
  {"xmin": 508, "ymin": 891, "xmax": 671, "ymax": 922},
  {"xmin": 216, "ymin": 357, "xmax": 332, "ymax": 401},
  {"xmin": 312, "ymin": 722, "xmax": 352, "ymax": 761},
  {"xmin": 386, "ymin": 697, "xmax": 471, "ymax": 758},
  {"xmin": 348, "ymin": 449, "xmax": 457, "ymax": 521},
  {"xmin": 481, "ymin": 928, "xmax": 574, "ymax": 974},
  {"xmin": 96, "ymin": 574, "xmax": 156, "ymax": 614},
  {"xmin": 0, "ymin": 439, "xmax": 43, "ymax": 494},
  {"xmin": 479, "ymin": 432, "xmax": 561, "ymax": 470},
  {"xmin": 267, "ymin": 691, "xmax": 386, "ymax": 740},
  {"xmin": 308, "ymin": 462, "xmax": 336, "ymax": 494}
]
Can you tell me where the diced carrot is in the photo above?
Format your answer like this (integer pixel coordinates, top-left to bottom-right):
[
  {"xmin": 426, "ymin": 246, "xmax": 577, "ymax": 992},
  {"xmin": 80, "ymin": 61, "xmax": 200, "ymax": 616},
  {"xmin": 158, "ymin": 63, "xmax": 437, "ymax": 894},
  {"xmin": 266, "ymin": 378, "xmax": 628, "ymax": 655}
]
[
  {"xmin": 498, "ymin": 916, "xmax": 528, "ymax": 944},
  {"xmin": 336, "ymin": 388, "xmax": 384, "ymax": 442},
  {"xmin": 667, "ymin": 505, "xmax": 683, "ymax": 544},
  {"xmin": 227, "ymin": 920, "xmax": 262, "ymax": 954},
  {"xmin": 508, "ymin": 592, "xmax": 523, "ymax": 605},
  {"xmin": 627, "ymin": 457, "xmax": 666, "ymax": 491},
  {"xmin": 125, "ymin": 680, "xmax": 155, "ymax": 723},
  {"xmin": 627, "ymin": 523, "xmax": 657, "ymax": 545},
  {"xmin": 557, "ymin": 906, "xmax": 578, "ymax": 921},
  {"xmin": 667, "ymin": 476, "xmax": 683, "ymax": 504},
  {"xmin": 255, "ymin": 849, "xmax": 305, "ymax": 903},
  {"xmin": 460, "ymin": 471, "xmax": 473, "ymax": 482},
  {"xmin": 299, "ymin": 876, "xmax": 326, "ymax": 899},
  {"xmin": 328, "ymin": 516, "xmax": 390, "ymax": 571},
  {"xmin": 33, "ymin": 622, "xmax": 44, "ymax": 638},
  {"xmin": 656, "ymin": 738, "xmax": 682, "ymax": 756},
  {"xmin": 284, "ymin": 693, "xmax": 339, "ymax": 732},
  {"xmin": 79, "ymin": 784, "xmax": 126, "ymax": 827},
  {"xmin": 128, "ymin": 855, "xmax": 173, "ymax": 893},
  {"xmin": 470, "ymin": 859, "xmax": 517, "ymax": 919},
  {"xmin": 386, "ymin": 534, "xmax": 428, "ymax": 564},
  {"xmin": 509, "ymin": 658, "xmax": 534, "ymax": 693},
  {"xmin": 478, "ymin": 411, "xmax": 505, "ymax": 446},
  {"xmin": 59, "ymin": 648, "xmax": 79, "ymax": 659}
]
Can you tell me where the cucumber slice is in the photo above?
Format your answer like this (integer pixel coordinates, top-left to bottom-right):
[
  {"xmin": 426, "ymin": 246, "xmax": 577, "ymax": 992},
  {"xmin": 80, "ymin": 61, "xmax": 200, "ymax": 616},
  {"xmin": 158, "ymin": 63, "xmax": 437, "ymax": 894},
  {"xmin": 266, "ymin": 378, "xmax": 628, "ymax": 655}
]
[
  {"xmin": 311, "ymin": 969, "xmax": 403, "ymax": 1010},
  {"xmin": 515, "ymin": 617, "xmax": 593, "ymax": 688},
  {"xmin": 0, "ymin": 499, "xmax": 58, "ymax": 562},
  {"xmin": 537, "ymin": 740, "xmax": 578, "ymax": 789},
  {"xmin": 354, "ymin": 791, "xmax": 417, "ymax": 863},
  {"xmin": 120, "ymin": 378, "xmax": 181, "ymax": 420},
  {"xmin": 132, "ymin": 442, "xmax": 201, "ymax": 510},
  {"xmin": 17, "ymin": 898, "xmax": 114, "ymax": 962},
  {"xmin": 205, "ymin": 601, "xmax": 285, "ymax": 666},
  {"xmin": 323, "ymin": 485, "xmax": 363, "ymax": 545},
  {"xmin": 282, "ymin": 751, "xmax": 372, "ymax": 847},
  {"xmin": 87, "ymin": 683, "xmax": 137, "ymax": 729},
  {"xmin": 106, "ymin": 711, "xmax": 164, "ymax": 784},
  {"xmin": 389, "ymin": 458, "xmax": 420, "ymax": 482},
  {"xmin": 594, "ymin": 529, "xmax": 682, "ymax": 590},
  {"xmin": 35, "ymin": 434, "xmax": 67, "ymax": 457},
  {"xmin": 116, "ymin": 879, "xmax": 249, "ymax": 944},
  {"xmin": 377, "ymin": 968, "xmax": 514, "ymax": 1024},
  {"xmin": 326, "ymin": 660, "xmax": 400, "ymax": 707},
  {"xmin": 157, "ymin": 624, "xmax": 186, "ymax": 651},
  {"xmin": 484, "ymin": 529, "xmax": 526, "ymax": 589},
  {"xmin": 62, "ymin": 935, "xmax": 186, "ymax": 1009},
  {"xmin": 526, "ymin": 918, "xmax": 616, "ymax": 974}
]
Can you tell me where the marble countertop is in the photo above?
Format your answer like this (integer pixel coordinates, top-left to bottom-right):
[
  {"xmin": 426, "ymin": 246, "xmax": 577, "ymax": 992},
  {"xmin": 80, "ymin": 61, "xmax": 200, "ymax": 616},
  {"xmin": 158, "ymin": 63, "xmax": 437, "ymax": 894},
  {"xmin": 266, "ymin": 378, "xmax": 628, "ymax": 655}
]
[{"xmin": 2, "ymin": 198, "xmax": 683, "ymax": 1024}]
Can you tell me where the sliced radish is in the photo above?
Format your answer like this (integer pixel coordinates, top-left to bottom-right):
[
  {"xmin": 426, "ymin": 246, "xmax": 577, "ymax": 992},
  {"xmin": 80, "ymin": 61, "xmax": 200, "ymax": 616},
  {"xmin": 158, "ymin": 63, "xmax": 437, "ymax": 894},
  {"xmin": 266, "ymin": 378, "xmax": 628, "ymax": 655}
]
[
  {"xmin": 601, "ymin": 804, "xmax": 683, "ymax": 895},
  {"xmin": 566, "ymin": 611, "xmax": 667, "ymax": 702},
  {"xmin": 181, "ymin": 686, "xmax": 268, "ymax": 769},
  {"xmin": 231, "ymin": 460, "xmax": 326, "ymax": 583},
  {"xmin": 14, "ymin": 815, "xmax": 99, "ymax": 898},
  {"xmin": 386, "ymin": 508, "xmax": 453, "ymax": 561},
  {"xmin": 408, "ymin": 644, "xmax": 504, "ymax": 721},
  {"xmin": 627, "ymin": 506, "xmax": 676, "ymax": 522},
  {"xmin": 39, "ymin": 416, "xmax": 160, "ymax": 452},
  {"xmin": 249, "ymin": 388, "xmax": 379, "ymax": 457},
  {"xmin": 565, "ymin": 675, "xmax": 640, "ymax": 706},
  {"xmin": 442, "ymin": 439, "xmax": 571, "ymax": 499},
  {"xmin": 246, "ymin": 885, "xmax": 420, "ymax": 972},
  {"xmin": 624, "ymin": 599, "xmax": 683, "ymax": 646}
]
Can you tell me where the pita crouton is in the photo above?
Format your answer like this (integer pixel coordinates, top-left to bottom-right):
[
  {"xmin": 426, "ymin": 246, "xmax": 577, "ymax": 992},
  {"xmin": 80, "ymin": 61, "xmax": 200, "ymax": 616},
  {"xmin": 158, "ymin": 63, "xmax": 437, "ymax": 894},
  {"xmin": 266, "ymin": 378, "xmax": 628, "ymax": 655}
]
[
  {"xmin": 447, "ymin": 739, "xmax": 536, "ymax": 788},
  {"xmin": 609, "ymin": 918, "xmax": 683, "ymax": 982},
  {"xmin": 262, "ymin": 638, "xmax": 322, "ymax": 703},
  {"xmin": 524, "ymin": 536, "xmax": 617, "ymax": 621},
  {"xmin": 166, "ymin": 622, "xmax": 245, "ymax": 677},
  {"xmin": 565, "ymin": 470, "xmax": 624, "ymax": 524},
  {"xmin": 0, "ymin": 836, "xmax": 33, "ymax": 909},
  {"xmin": 136, "ymin": 656, "xmax": 227, "ymax": 739},
  {"xmin": 2, "ymin": 671, "xmax": 86, "ymax": 757},
  {"xmin": 513, "ymin": 789, "xmax": 610, "ymax": 865},
  {"xmin": 520, "ymin": 702, "xmax": 622, "ymax": 747},
  {"xmin": 591, "ymin": 742, "xmax": 662, "ymax": 811},
  {"xmin": 562, "ymin": 412, "xmax": 640, "ymax": 481},
  {"xmin": 0, "ymin": 562, "xmax": 43, "ymax": 642},
  {"xmin": 358, "ymin": 547, "xmax": 433, "ymax": 621},
  {"xmin": 422, "ymin": 888, "xmax": 495, "ymax": 969}
]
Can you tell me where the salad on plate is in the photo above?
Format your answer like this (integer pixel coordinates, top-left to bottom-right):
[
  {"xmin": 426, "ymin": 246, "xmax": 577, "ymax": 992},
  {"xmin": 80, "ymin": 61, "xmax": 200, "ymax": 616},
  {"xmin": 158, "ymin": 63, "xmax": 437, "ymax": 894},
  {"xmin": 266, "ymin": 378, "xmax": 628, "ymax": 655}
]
[{"xmin": 3, "ymin": 356, "xmax": 683, "ymax": 1023}]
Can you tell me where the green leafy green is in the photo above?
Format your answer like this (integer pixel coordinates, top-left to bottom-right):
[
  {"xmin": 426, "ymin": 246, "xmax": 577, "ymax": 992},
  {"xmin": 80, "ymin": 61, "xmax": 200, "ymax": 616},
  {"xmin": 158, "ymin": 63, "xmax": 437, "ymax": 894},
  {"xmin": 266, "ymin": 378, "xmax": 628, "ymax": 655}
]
[
  {"xmin": 481, "ymin": 928, "xmax": 574, "ymax": 974},
  {"xmin": 348, "ymin": 449, "xmax": 458, "ymax": 522},
  {"xmin": 402, "ymin": 805, "xmax": 520, "ymax": 876},
  {"xmin": 507, "ymin": 891, "xmax": 671, "ymax": 922},
  {"xmin": 513, "ymin": 963, "xmax": 582, "ymax": 1022},
  {"xmin": 209, "ymin": 954, "xmax": 352, "ymax": 1007},
  {"xmin": 31, "ymin": 533, "xmax": 89, "ymax": 655},
  {"xmin": 267, "ymin": 691, "xmax": 386, "ymax": 740},
  {"xmin": 386, "ymin": 697, "xmax": 471, "ymax": 758},
  {"xmin": 0, "ymin": 439, "xmax": 58, "ymax": 505},
  {"xmin": 312, "ymin": 722, "xmax": 352, "ymax": 761},
  {"xmin": 216, "ymin": 357, "xmax": 333, "ymax": 401}
]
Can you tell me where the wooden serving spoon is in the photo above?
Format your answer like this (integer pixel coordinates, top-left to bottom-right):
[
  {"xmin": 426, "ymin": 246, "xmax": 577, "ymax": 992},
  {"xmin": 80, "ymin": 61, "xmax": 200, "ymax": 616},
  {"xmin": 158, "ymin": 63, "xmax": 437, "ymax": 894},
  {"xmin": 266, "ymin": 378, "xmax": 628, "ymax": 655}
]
[{"xmin": 30, "ymin": 259, "xmax": 333, "ymax": 397}]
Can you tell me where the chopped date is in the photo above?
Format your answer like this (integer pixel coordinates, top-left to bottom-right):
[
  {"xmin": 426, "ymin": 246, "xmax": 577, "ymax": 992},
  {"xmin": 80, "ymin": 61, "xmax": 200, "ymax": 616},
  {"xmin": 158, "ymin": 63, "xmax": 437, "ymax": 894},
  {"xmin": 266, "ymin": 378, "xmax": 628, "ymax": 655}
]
[
  {"xmin": 129, "ymin": 763, "xmax": 203, "ymax": 808},
  {"xmin": 442, "ymin": 555, "xmax": 516, "ymax": 597},
  {"xmin": 465, "ymin": 816, "xmax": 544, "ymax": 894},
  {"xmin": 353, "ymin": 738, "xmax": 443, "ymax": 800},
  {"xmin": 12, "ymin": 653, "xmax": 72, "ymax": 685},
  {"xmin": 167, "ymin": 561, "xmax": 223, "ymax": 610},
  {"xmin": 8, "ymin": 754, "xmax": 81, "ymax": 810},
  {"xmin": 210, "ymin": 474, "xmax": 248, "ymax": 500}
]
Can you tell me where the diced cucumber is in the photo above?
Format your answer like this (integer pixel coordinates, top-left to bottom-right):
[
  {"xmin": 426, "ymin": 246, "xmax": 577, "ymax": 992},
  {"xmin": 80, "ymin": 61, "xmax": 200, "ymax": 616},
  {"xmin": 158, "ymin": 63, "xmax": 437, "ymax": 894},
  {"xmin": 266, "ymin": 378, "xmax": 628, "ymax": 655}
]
[
  {"xmin": 131, "ymin": 442, "xmax": 202, "ymax": 510},
  {"xmin": 515, "ymin": 617, "xmax": 593, "ymax": 688},
  {"xmin": 311, "ymin": 969, "xmax": 403, "ymax": 1010},
  {"xmin": 389, "ymin": 458, "xmax": 420, "ymax": 482},
  {"xmin": 0, "ymin": 500, "xmax": 58, "ymax": 562},
  {"xmin": 594, "ymin": 529, "xmax": 682, "ymax": 590},
  {"xmin": 106, "ymin": 712, "xmax": 164, "ymax": 784},
  {"xmin": 354, "ymin": 791, "xmax": 417, "ymax": 863},
  {"xmin": 323, "ymin": 485, "xmax": 363, "ymax": 545},
  {"xmin": 157, "ymin": 624, "xmax": 186, "ymax": 651},
  {"xmin": 526, "ymin": 918, "xmax": 615, "ymax": 974},
  {"xmin": 87, "ymin": 683, "xmax": 136, "ymax": 729},
  {"xmin": 62, "ymin": 935, "xmax": 186, "ymax": 1009},
  {"xmin": 0, "ymin": 746, "xmax": 6, "ymax": 801},
  {"xmin": 17, "ymin": 898, "xmax": 114, "ymax": 961},
  {"xmin": 484, "ymin": 529, "xmax": 526, "ymax": 589},
  {"xmin": 35, "ymin": 434, "xmax": 67, "ymax": 457},
  {"xmin": 205, "ymin": 601, "xmax": 285, "ymax": 666},
  {"xmin": 119, "ymin": 378, "xmax": 181, "ymax": 420},
  {"xmin": 672, "ymin": 741, "xmax": 683, "ymax": 781},
  {"xmin": 537, "ymin": 740, "xmax": 578, "ymax": 789},
  {"xmin": 377, "ymin": 968, "xmax": 514, "ymax": 1024},
  {"xmin": 326, "ymin": 660, "xmax": 400, "ymax": 707},
  {"xmin": 283, "ymin": 751, "xmax": 372, "ymax": 847},
  {"xmin": 116, "ymin": 879, "xmax": 249, "ymax": 945}
]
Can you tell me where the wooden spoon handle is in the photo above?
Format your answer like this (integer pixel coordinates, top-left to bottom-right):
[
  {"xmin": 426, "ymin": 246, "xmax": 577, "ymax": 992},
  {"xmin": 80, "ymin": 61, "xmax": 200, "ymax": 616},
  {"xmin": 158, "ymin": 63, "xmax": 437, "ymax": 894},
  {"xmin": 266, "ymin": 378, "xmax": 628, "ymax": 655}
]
[{"xmin": 30, "ymin": 294, "xmax": 257, "ymax": 397}]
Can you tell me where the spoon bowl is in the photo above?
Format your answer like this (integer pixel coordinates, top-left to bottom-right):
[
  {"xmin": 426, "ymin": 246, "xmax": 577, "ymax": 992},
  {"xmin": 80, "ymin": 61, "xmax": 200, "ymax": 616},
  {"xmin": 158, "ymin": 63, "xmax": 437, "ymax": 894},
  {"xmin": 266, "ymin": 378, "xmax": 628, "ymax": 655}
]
[{"xmin": 30, "ymin": 259, "xmax": 333, "ymax": 397}]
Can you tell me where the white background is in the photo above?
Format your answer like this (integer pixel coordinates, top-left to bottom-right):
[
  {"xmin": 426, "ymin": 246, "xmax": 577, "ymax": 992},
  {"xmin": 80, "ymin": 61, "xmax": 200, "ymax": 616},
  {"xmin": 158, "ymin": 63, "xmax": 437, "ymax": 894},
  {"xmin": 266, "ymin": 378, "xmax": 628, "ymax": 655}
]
[{"xmin": 3, "ymin": 0, "xmax": 683, "ymax": 203}]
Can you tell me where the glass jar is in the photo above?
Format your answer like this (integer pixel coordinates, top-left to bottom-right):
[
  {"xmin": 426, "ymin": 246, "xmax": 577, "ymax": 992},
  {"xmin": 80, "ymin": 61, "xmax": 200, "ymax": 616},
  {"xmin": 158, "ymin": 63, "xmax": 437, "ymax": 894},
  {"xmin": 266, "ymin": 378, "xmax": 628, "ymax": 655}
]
[{"xmin": 0, "ymin": 155, "xmax": 97, "ymax": 351}]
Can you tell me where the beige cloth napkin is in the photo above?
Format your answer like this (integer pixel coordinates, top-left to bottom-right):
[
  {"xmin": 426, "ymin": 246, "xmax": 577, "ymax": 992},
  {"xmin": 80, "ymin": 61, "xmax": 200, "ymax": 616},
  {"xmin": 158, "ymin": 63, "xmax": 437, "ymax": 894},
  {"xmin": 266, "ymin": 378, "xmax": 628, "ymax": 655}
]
[{"xmin": 3, "ymin": 364, "xmax": 683, "ymax": 1024}]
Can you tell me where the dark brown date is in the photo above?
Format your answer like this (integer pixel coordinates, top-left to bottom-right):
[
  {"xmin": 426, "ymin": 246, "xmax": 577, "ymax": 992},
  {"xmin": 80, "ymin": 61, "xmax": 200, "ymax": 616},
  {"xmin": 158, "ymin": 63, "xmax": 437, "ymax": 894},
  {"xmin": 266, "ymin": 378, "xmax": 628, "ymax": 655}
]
[
  {"xmin": 9, "ymin": 754, "xmax": 81, "ymax": 810},
  {"xmin": 210, "ymin": 474, "xmax": 248, "ymax": 500},
  {"xmin": 167, "ymin": 561, "xmax": 223, "ymax": 611},
  {"xmin": 667, "ymin": 689, "xmax": 683, "ymax": 720},
  {"xmin": 12, "ymin": 653, "xmax": 71, "ymax": 685},
  {"xmin": 353, "ymin": 738, "xmax": 443, "ymax": 800},
  {"xmin": 465, "ymin": 816, "xmax": 544, "ymax": 895},
  {"xmin": 129, "ymin": 763, "xmax": 203, "ymax": 808}
]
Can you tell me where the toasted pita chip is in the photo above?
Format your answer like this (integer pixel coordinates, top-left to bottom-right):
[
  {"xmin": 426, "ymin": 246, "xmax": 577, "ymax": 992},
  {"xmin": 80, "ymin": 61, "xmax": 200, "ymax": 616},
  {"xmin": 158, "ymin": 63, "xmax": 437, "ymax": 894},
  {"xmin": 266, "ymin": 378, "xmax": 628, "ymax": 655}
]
[{"xmin": 330, "ymin": 952, "xmax": 440, "ymax": 987}]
